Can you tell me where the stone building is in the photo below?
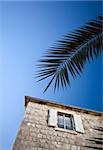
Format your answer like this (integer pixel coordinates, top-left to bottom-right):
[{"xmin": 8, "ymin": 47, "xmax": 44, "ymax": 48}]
[{"xmin": 13, "ymin": 96, "xmax": 103, "ymax": 150}]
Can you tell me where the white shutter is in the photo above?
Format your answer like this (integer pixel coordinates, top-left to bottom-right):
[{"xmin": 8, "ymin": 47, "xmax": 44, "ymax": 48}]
[
  {"xmin": 73, "ymin": 114, "xmax": 84, "ymax": 133},
  {"xmin": 48, "ymin": 109, "xmax": 57, "ymax": 127}
]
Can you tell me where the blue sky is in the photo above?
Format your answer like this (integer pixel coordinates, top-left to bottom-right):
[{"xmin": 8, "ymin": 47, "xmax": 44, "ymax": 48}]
[{"xmin": 0, "ymin": 1, "xmax": 102, "ymax": 150}]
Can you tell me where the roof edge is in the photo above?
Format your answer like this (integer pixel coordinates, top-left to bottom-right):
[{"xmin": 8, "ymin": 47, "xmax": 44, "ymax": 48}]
[{"xmin": 25, "ymin": 96, "xmax": 103, "ymax": 116}]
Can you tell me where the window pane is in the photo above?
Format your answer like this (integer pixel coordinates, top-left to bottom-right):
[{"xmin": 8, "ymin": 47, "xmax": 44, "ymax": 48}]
[
  {"xmin": 65, "ymin": 116, "xmax": 73, "ymax": 130},
  {"xmin": 58, "ymin": 115, "xmax": 64, "ymax": 128},
  {"xmin": 57, "ymin": 113, "xmax": 74, "ymax": 130}
]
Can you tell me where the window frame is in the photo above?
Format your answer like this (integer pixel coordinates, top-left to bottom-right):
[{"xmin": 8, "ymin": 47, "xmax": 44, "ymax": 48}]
[{"xmin": 57, "ymin": 112, "xmax": 75, "ymax": 131}]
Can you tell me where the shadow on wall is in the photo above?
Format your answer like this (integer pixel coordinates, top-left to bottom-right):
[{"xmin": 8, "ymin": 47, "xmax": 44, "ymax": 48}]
[{"xmin": 85, "ymin": 126, "xmax": 103, "ymax": 149}]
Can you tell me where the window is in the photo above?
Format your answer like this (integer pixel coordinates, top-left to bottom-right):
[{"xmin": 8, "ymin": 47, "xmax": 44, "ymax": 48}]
[
  {"xmin": 48, "ymin": 109, "xmax": 84, "ymax": 133},
  {"xmin": 57, "ymin": 112, "xmax": 75, "ymax": 130}
]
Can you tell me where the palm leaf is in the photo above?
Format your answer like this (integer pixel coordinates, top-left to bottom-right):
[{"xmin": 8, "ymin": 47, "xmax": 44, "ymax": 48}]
[{"xmin": 36, "ymin": 15, "xmax": 103, "ymax": 92}]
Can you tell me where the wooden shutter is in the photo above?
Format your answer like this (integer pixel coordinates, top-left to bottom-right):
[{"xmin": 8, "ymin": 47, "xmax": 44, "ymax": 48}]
[
  {"xmin": 48, "ymin": 109, "xmax": 57, "ymax": 127},
  {"xmin": 73, "ymin": 114, "xmax": 84, "ymax": 133}
]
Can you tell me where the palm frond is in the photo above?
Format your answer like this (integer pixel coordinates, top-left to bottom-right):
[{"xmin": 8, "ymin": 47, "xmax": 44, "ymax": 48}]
[{"xmin": 36, "ymin": 15, "xmax": 103, "ymax": 92}]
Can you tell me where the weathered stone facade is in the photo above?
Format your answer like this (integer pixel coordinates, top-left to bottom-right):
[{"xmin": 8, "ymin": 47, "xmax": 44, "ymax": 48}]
[{"xmin": 13, "ymin": 96, "xmax": 103, "ymax": 150}]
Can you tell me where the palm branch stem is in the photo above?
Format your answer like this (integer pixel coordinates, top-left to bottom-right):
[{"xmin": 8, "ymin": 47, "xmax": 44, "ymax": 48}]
[{"xmin": 56, "ymin": 32, "xmax": 103, "ymax": 74}]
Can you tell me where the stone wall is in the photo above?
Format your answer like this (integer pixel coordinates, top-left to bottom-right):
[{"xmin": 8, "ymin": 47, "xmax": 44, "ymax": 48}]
[{"xmin": 13, "ymin": 101, "xmax": 103, "ymax": 150}]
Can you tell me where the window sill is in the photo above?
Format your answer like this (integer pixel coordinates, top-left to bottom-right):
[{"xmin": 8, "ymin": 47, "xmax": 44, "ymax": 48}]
[{"xmin": 55, "ymin": 127, "xmax": 77, "ymax": 134}]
